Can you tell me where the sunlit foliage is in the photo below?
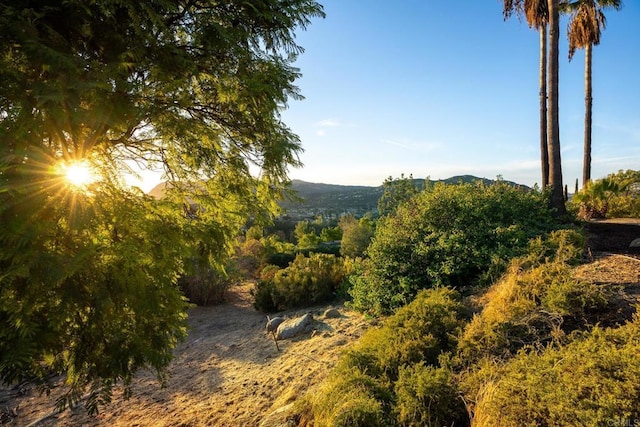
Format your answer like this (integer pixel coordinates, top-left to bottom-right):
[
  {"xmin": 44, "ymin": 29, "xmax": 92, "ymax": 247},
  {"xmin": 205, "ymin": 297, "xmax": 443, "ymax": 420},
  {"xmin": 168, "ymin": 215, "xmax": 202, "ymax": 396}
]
[
  {"xmin": 0, "ymin": 0, "xmax": 324, "ymax": 412},
  {"xmin": 349, "ymin": 181, "xmax": 555, "ymax": 315}
]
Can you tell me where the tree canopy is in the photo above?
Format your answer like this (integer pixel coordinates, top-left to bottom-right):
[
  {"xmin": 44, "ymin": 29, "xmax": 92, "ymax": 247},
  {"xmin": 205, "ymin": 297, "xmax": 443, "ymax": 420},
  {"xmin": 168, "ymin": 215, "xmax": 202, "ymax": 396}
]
[{"xmin": 0, "ymin": 0, "xmax": 324, "ymax": 413}]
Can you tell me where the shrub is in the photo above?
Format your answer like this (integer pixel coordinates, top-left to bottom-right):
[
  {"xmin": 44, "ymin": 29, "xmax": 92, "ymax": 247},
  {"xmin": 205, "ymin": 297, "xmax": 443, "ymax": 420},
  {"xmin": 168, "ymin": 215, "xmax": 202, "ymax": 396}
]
[
  {"xmin": 311, "ymin": 368, "xmax": 394, "ymax": 427},
  {"xmin": 252, "ymin": 253, "xmax": 345, "ymax": 311},
  {"xmin": 349, "ymin": 181, "xmax": 555, "ymax": 315},
  {"xmin": 395, "ymin": 363, "xmax": 468, "ymax": 427},
  {"xmin": 471, "ymin": 320, "xmax": 640, "ymax": 426},
  {"xmin": 458, "ymin": 231, "xmax": 618, "ymax": 364},
  {"xmin": 235, "ymin": 238, "xmax": 266, "ymax": 278},
  {"xmin": 571, "ymin": 177, "xmax": 625, "ymax": 220},
  {"xmin": 179, "ymin": 260, "xmax": 238, "ymax": 306},
  {"xmin": 311, "ymin": 288, "xmax": 467, "ymax": 426},
  {"xmin": 606, "ymin": 169, "xmax": 640, "ymax": 218}
]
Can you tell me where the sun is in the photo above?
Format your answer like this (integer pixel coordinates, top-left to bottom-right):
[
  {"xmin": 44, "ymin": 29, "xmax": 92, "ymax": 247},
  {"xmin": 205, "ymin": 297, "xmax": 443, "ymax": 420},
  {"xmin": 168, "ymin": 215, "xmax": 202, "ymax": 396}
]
[{"xmin": 63, "ymin": 161, "xmax": 96, "ymax": 188}]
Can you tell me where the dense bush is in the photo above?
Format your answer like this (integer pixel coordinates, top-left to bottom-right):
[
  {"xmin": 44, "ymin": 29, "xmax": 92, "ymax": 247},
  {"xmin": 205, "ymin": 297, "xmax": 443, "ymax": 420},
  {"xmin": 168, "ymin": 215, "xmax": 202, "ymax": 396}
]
[
  {"xmin": 252, "ymin": 253, "xmax": 345, "ymax": 312},
  {"xmin": 570, "ymin": 169, "xmax": 640, "ymax": 219},
  {"xmin": 311, "ymin": 288, "xmax": 469, "ymax": 426},
  {"xmin": 395, "ymin": 363, "xmax": 468, "ymax": 427},
  {"xmin": 604, "ymin": 169, "xmax": 640, "ymax": 218},
  {"xmin": 179, "ymin": 259, "xmax": 239, "ymax": 306},
  {"xmin": 349, "ymin": 181, "xmax": 555, "ymax": 315},
  {"xmin": 457, "ymin": 229, "xmax": 619, "ymax": 364},
  {"xmin": 470, "ymin": 319, "xmax": 640, "ymax": 426}
]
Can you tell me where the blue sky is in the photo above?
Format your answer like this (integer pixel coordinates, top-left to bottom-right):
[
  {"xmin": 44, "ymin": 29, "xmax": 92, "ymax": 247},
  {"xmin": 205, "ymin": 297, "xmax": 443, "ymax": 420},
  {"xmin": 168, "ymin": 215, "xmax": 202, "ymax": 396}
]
[{"xmin": 280, "ymin": 0, "xmax": 640, "ymax": 188}]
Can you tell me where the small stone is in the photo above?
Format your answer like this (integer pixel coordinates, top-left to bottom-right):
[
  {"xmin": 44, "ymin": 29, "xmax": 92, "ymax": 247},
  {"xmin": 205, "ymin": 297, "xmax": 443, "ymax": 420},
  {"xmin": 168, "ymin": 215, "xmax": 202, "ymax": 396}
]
[
  {"xmin": 630, "ymin": 238, "xmax": 640, "ymax": 248},
  {"xmin": 323, "ymin": 308, "xmax": 341, "ymax": 319}
]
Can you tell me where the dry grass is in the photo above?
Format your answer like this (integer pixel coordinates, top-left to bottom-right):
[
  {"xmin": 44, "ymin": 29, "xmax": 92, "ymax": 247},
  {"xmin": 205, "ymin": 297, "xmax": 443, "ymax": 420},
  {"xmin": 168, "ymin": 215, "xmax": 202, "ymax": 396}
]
[{"xmin": 0, "ymin": 284, "xmax": 371, "ymax": 426}]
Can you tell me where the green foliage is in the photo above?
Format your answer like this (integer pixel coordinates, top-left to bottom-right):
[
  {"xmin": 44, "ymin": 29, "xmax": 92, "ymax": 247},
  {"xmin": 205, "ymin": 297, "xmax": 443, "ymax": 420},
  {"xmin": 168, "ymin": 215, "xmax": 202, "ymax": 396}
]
[
  {"xmin": 312, "ymin": 368, "xmax": 394, "ymax": 427},
  {"xmin": 0, "ymin": 0, "xmax": 324, "ymax": 412},
  {"xmin": 179, "ymin": 259, "xmax": 238, "ymax": 306},
  {"xmin": 377, "ymin": 174, "xmax": 422, "ymax": 217},
  {"xmin": 252, "ymin": 253, "xmax": 345, "ymax": 312},
  {"xmin": 395, "ymin": 363, "xmax": 468, "ymax": 427},
  {"xmin": 294, "ymin": 220, "xmax": 321, "ymax": 249},
  {"xmin": 339, "ymin": 215, "xmax": 375, "ymax": 258},
  {"xmin": 311, "ymin": 288, "xmax": 468, "ymax": 426},
  {"xmin": 604, "ymin": 169, "xmax": 640, "ymax": 218},
  {"xmin": 350, "ymin": 181, "xmax": 555, "ymax": 315},
  {"xmin": 572, "ymin": 177, "xmax": 626, "ymax": 219},
  {"xmin": 235, "ymin": 238, "xmax": 266, "ymax": 278},
  {"xmin": 471, "ymin": 321, "xmax": 640, "ymax": 426},
  {"xmin": 320, "ymin": 225, "xmax": 342, "ymax": 242},
  {"xmin": 0, "ymin": 183, "xmax": 189, "ymax": 413},
  {"xmin": 245, "ymin": 225, "xmax": 264, "ymax": 241}
]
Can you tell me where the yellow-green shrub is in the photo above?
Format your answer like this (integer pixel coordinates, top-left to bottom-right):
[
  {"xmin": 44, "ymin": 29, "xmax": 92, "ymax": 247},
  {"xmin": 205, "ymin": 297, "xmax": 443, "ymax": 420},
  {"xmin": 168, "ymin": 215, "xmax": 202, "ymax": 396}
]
[
  {"xmin": 394, "ymin": 363, "xmax": 468, "ymax": 427},
  {"xmin": 311, "ymin": 288, "xmax": 468, "ymax": 426},
  {"xmin": 471, "ymin": 317, "xmax": 640, "ymax": 426},
  {"xmin": 311, "ymin": 368, "xmax": 393, "ymax": 427},
  {"xmin": 458, "ymin": 229, "xmax": 617, "ymax": 364},
  {"xmin": 252, "ymin": 253, "xmax": 345, "ymax": 311},
  {"xmin": 458, "ymin": 260, "xmax": 618, "ymax": 364}
]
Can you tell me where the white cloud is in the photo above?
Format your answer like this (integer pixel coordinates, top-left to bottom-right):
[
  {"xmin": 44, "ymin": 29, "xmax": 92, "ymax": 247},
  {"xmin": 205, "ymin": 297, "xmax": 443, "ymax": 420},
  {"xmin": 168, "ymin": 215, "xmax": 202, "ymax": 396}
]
[
  {"xmin": 314, "ymin": 119, "xmax": 342, "ymax": 128},
  {"xmin": 381, "ymin": 138, "xmax": 443, "ymax": 152},
  {"xmin": 312, "ymin": 118, "xmax": 343, "ymax": 137}
]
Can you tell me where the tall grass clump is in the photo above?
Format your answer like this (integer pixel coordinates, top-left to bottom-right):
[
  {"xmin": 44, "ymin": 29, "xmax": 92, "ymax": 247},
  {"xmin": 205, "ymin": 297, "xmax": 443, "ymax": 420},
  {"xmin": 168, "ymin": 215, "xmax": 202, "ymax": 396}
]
[{"xmin": 349, "ymin": 181, "xmax": 556, "ymax": 315}]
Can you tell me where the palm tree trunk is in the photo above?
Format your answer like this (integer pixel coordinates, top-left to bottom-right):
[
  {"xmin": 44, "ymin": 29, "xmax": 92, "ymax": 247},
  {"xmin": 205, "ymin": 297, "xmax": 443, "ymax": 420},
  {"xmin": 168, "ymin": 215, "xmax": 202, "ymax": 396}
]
[
  {"xmin": 582, "ymin": 43, "xmax": 593, "ymax": 189},
  {"xmin": 539, "ymin": 23, "xmax": 549, "ymax": 189},
  {"xmin": 546, "ymin": 0, "xmax": 566, "ymax": 216}
]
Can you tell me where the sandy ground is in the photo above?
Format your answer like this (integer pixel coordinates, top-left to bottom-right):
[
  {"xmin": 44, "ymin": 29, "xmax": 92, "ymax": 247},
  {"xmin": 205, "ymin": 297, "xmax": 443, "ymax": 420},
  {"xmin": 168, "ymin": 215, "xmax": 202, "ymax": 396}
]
[{"xmin": 0, "ymin": 284, "xmax": 372, "ymax": 426}]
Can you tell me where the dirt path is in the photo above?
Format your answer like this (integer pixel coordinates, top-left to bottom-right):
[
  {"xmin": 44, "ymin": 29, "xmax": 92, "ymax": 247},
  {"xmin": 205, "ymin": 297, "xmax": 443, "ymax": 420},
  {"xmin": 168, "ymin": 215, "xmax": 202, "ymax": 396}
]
[{"xmin": 1, "ymin": 284, "xmax": 371, "ymax": 426}]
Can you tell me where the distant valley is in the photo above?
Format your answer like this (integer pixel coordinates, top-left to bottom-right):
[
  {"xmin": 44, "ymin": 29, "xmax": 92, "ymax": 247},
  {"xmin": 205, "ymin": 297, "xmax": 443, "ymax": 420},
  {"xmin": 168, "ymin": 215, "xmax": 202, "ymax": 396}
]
[
  {"xmin": 149, "ymin": 175, "xmax": 527, "ymax": 220},
  {"xmin": 281, "ymin": 175, "xmax": 527, "ymax": 219}
]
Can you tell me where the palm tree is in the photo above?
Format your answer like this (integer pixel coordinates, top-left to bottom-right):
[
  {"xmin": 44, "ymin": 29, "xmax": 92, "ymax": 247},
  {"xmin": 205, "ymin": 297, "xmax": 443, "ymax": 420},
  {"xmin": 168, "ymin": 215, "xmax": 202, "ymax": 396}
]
[
  {"xmin": 503, "ymin": 0, "xmax": 550, "ymax": 188},
  {"xmin": 564, "ymin": 0, "xmax": 623, "ymax": 190},
  {"xmin": 547, "ymin": 0, "xmax": 567, "ymax": 216}
]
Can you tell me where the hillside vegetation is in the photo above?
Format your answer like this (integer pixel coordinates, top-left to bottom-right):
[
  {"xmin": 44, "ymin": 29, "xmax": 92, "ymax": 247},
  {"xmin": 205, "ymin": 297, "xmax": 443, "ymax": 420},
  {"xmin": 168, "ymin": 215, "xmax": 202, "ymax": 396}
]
[{"xmin": 298, "ymin": 179, "xmax": 640, "ymax": 426}]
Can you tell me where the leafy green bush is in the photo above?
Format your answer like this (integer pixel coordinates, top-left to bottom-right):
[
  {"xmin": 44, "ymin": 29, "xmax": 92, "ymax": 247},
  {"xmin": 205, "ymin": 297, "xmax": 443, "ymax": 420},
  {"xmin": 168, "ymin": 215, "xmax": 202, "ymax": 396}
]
[
  {"xmin": 349, "ymin": 181, "xmax": 555, "ymax": 315},
  {"xmin": 311, "ymin": 288, "xmax": 468, "ymax": 426},
  {"xmin": 470, "ymin": 319, "xmax": 640, "ymax": 426},
  {"xmin": 572, "ymin": 177, "xmax": 625, "ymax": 219},
  {"xmin": 606, "ymin": 169, "xmax": 640, "ymax": 218},
  {"xmin": 252, "ymin": 253, "xmax": 345, "ymax": 311}
]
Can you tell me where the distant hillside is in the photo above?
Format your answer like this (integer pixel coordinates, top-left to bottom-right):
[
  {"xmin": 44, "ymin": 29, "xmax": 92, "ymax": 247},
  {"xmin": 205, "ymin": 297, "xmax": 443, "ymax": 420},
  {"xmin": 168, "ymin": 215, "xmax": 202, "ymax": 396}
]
[
  {"xmin": 283, "ymin": 176, "xmax": 528, "ymax": 219},
  {"xmin": 281, "ymin": 180, "xmax": 383, "ymax": 219},
  {"xmin": 148, "ymin": 176, "xmax": 528, "ymax": 219}
]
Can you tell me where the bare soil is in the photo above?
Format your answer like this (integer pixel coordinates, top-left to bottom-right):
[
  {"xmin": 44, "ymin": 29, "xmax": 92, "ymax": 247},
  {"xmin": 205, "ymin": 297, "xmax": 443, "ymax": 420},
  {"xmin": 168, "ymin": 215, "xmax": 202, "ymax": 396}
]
[
  {"xmin": 2, "ymin": 219, "xmax": 639, "ymax": 426},
  {"xmin": 0, "ymin": 285, "xmax": 372, "ymax": 426}
]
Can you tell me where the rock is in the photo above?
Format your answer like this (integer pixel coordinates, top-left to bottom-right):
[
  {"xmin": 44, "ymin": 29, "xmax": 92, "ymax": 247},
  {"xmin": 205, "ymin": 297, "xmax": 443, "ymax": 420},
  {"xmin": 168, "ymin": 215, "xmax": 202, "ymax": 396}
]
[
  {"xmin": 265, "ymin": 316, "xmax": 285, "ymax": 333},
  {"xmin": 275, "ymin": 313, "xmax": 314, "ymax": 340},
  {"xmin": 323, "ymin": 308, "xmax": 341, "ymax": 319},
  {"xmin": 630, "ymin": 238, "xmax": 640, "ymax": 248}
]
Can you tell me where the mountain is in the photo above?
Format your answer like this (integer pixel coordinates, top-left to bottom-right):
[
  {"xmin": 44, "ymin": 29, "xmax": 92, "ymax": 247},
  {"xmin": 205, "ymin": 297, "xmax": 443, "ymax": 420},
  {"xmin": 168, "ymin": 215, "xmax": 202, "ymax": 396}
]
[
  {"xmin": 148, "ymin": 176, "xmax": 529, "ymax": 219},
  {"xmin": 280, "ymin": 180, "xmax": 383, "ymax": 219},
  {"xmin": 282, "ymin": 175, "xmax": 528, "ymax": 219}
]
